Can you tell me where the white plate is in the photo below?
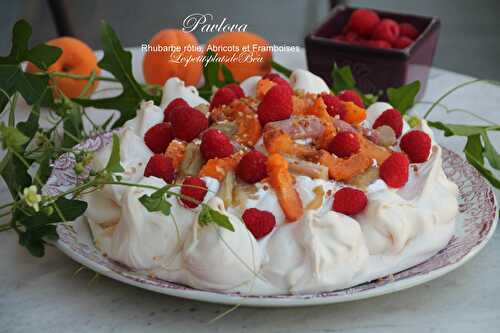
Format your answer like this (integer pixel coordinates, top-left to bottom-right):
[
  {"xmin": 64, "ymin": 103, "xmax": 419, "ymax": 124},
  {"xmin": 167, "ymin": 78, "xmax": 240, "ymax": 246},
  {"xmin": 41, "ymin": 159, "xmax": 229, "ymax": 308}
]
[{"xmin": 46, "ymin": 132, "xmax": 498, "ymax": 306}]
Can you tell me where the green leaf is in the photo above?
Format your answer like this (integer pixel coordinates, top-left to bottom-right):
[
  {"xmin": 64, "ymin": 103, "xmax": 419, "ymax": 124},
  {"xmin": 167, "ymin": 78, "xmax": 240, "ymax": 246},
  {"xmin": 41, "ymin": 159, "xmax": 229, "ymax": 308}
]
[
  {"xmin": 24, "ymin": 43, "xmax": 62, "ymax": 70},
  {"xmin": 0, "ymin": 19, "xmax": 32, "ymax": 65},
  {"xmin": 464, "ymin": 148, "xmax": 500, "ymax": 189},
  {"xmin": 14, "ymin": 198, "xmax": 88, "ymax": 227},
  {"xmin": 481, "ymin": 132, "xmax": 500, "ymax": 170},
  {"xmin": 271, "ymin": 60, "xmax": 292, "ymax": 78},
  {"xmin": 387, "ymin": 81, "xmax": 420, "ymax": 115},
  {"xmin": 105, "ymin": 134, "xmax": 124, "ymax": 173},
  {"xmin": 464, "ymin": 134, "xmax": 484, "ymax": 165},
  {"xmin": 0, "ymin": 122, "xmax": 29, "ymax": 151},
  {"xmin": 18, "ymin": 224, "xmax": 58, "ymax": 257},
  {"xmin": 0, "ymin": 152, "xmax": 31, "ymax": 199},
  {"xmin": 139, "ymin": 193, "xmax": 172, "ymax": 216},
  {"xmin": 75, "ymin": 21, "xmax": 158, "ymax": 127},
  {"xmin": 62, "ymin": 107, "xmax": 84, "ymax": 148},
  {"xmin": 331, "ymin": 64, "xmax": 356, "ymax": 94},
  {"xmin": 221, "ymin": 64, "xmax": 235, "ymax": 83},
  {"xmin": 199, "ymin": 205, "xmax": 234, "ymax": 232},
  {"xmin": 428, "ymin": 121, "xmax": 500, "ymax": 137},
  {"xmin": 361, "ymin": 93, "xmax": 379, "ymax": 107}
]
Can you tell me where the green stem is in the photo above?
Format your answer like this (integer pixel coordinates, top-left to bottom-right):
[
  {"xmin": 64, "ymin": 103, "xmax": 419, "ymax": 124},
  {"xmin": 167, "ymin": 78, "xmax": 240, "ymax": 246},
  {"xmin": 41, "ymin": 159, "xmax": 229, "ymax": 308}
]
[{"xmin": 424, "ymin": 79, "xmax": 481, "ymax": 119}]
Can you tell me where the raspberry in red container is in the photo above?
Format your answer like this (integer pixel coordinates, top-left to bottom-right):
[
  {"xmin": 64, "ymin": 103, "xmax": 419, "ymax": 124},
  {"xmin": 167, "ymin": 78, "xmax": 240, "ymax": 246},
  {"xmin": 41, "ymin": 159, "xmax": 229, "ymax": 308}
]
[
  {"xmin": 164, "ymin": 98, "xmax": 189, "ymax": 123},
  {"xmin": 332, "ymin": 187, "xmax": 368, "ymax": 215},
  {"xmin": 237, "ymin": 150, "xmax": 268, "ymax": 184},
  {"xmin": 400, "ymin": 130, "xmax": 432, "ymax": 163},
  {"xmin": 144, "ymin": 122, "xmax": 174, "ymax": 154},
  {"xmin": 328, "ymin": 131, "xmax": 360, "ymax": 158},
  {"xmin": 242, "ymin": 208, "xmax": 276, "ymax": 239},
  {"xmin": 257, "ymin": 84, "xmax": 293, "ymax": 126},
  {"xmin": 372, "ymin": 19, "xmax": 400, "ymax": 44},
  {"xmin": 364, "ymin": 39, "xmax": 392, "ymax": 49},
  {"xmin": 399, "ymin": 22, "xmax": 419, "ymax": 39},
  {"xmin": 200, "ymin": 129, "xmax": 233, "ymax": 160},
  {"xmin": 393, "ymin": 36, "xmax": 413, "ymax": 49},
  {"xmin": 180, "ymin": 176, "xmax": 208, "ymax": 208},
  {"xmin": 373, "ymin": 108, "xmax": 403, "ymax": 138},
  {"xmin": 346, "ymin": 8, "xmax": 380, "ymax": 37},
  {"xmin": 171, "ymin": 106, "xmax": 208, "ymax": 142},
  {"xmin": 144, "ymin": 154, "xmax": 175, "ymax": 183},
  {"xmin": 379, "ymin": 152, "xmax": 409, "ymax": 188}
]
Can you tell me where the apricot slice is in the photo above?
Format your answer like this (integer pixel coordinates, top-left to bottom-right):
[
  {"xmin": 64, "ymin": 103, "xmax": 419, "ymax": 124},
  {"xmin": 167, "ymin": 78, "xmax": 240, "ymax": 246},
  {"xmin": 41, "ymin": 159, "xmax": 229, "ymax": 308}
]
[
  {"xmin": 198, "ymin": 152, "xmax": 243, "ymax": 181},
  {"xmin": 164, "ymin": 140, "xmax": 186, "ymax": 169}
]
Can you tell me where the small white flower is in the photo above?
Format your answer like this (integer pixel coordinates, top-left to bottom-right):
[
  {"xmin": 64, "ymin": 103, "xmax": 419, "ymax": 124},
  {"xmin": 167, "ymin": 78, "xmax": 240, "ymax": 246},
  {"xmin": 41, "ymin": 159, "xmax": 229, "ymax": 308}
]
[{"xmin": 23, "ymin": 185, "xmax": 42, "ymax": 212}]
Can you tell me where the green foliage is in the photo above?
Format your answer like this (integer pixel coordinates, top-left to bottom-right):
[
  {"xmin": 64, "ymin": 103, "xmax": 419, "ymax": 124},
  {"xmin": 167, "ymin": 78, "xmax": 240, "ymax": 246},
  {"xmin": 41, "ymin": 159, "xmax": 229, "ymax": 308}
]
[
  {"xmin": 105, "ymin": 134, "xmax": 125, "ymax": 173},
  {"xmin": 271, "ymin": 60, "xmax": 292, "ymax": 78},
  {"xmin": 199, "ymin": 204, "xmax": 234, "ymax": 232},
  {"xmin": 387, "ymin": 81, "xmax": 420, "ymax": 115}
]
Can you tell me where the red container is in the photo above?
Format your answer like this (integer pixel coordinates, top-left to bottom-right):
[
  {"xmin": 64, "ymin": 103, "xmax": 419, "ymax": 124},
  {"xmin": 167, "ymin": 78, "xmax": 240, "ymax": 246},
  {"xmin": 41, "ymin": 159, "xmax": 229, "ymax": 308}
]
[{"xmin": 305, "ymin": 5, "xmax": 440, "ymax": 99}]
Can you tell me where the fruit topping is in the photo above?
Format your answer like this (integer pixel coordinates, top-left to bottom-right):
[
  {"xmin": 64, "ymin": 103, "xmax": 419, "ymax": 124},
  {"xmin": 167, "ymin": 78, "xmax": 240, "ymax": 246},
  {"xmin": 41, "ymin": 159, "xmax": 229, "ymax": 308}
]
[
  {"xmin": 400, "ymin": 130, "xmax": 432, "ymax": 163},
  {"xmin": 237, "ymin": 150, "xmax": 268, "ymax": 184},
  {"xmin": 171, "ymin": 106, "xmax": 209, "ymax": 142},
  {"xmin": 379, "ymin": 152, "xmax": 409, "ymax": 188},
  {"xmin": 225, "ymin": 83, "xmax": 245, "ymax": 98},
  {"xmin": 180, "ymin": 176, "xmax": 208, "ymax": 208},
  {"xmin": 328, "ymin": 131, "xmax": 361, "ymax": 158},
  {"xmin": 332, "ymin": 187, "xmax": 368, "ymax": 215},
  {"xmin": 210, "ymin": 86, "xmax": 238, "ymax": 111},
  {"xmin": 144, "ymin": 154, "xmax": 176, "ymax": 183},
  {"xmin": 242, "ymin": 208, "xmax": 276, "ymax": 239},
  {"xmin": 341, "ymin": 101, "xmax": 367, "ymax": 124},
  {"xmin": 144, "ymin": 122, "xmax": 174, "ymax": 154},
  {"xmin": 320, "ymin": 93, "xmax": 344, "ymax": 118},
  {"xmin": 372, "ymin": 108, "xmax": 403, "ymax": 138},
  {"xmin": 164, "ymin": 98, "xmax": 189, "ymax": 123},
  {"xmin": 257, "ymin": 85, "xmax": 293, "ymax": 126},
  {"xmin": 338, "ymin": 90, "xmax": 365, "ymax": 108},
  {"xmin": 200, "ymin": 129, "xmax": 233, "ymax": 160},
  {"xmin": 199, "ymin": 152, "xmax": 243, "ymax": 181}
]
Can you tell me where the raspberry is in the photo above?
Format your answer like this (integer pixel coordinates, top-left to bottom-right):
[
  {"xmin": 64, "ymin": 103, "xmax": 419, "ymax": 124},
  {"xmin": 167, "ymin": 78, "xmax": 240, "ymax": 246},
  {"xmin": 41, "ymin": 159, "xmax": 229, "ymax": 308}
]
[
  {"xmin": 372, "ymin": 19, "xmax": 400, "ymax": 44},
  {"xmin": 180, "ymin": 176, "xmax": 208, "ymax": 208},
  {"xmin": 328, "ymin": 131, "xmax": 360, "ymax": 158},
  {"xmin": 343, "ymin": 31, "xmax": 360, "ymax": 43},
  {"xmin": 144, "ymin": 122, "xmax": 174, "ymax": 154},
  {"xmin": 236, "ymin": 150, "xmax": 268, "ymax": 184},
  {"xmin": 338, "ymin": 90, "xmax": 364, "ymax": 108},
  {"xmin": 210, "ymin": 86, "xmax": 237, "ymax": 111},
  {"xmin": 332, "ymin": 187, "xmax": 368, "ymax": 215},
  {"xmin": 263, "ymin": 73, "xmax": 293, "ymax": 94},
  {"xmin": 379, "ymin": 152, "xmax": 409, "ymax": 188},
  {"xmin": 257, "ymin": 84, "xmax": 293, "ymax": 126},
  {"xmin": 144, "ymin": 154, "xmax": 175, "ymax": 183},
  {"xmin": 393, "ymin": 36, "xmax": 413, "ymax": 49},
  {"xmin": 399, "ymin": 22, "xmax": 419, "ymax": 39},
  {"xmin": 200, "ymin": 129, "xmax": 233, "ymax": 160},
  {"xmin": 400, "ymin": 130, "xmax": 432, "ymax": 163},
  {"xmin": 225, "ymin": 83, "xmax": 245, "ymax": 98},
  {"xmin": 164, "ymin": 98, "xmax": 189, "ymax": 123},
  {"xmin": 364, "ymin": 39, "xmax": 392, "ymax": 49},
  {"xmin": 242, "ymin": 208, "xmax": 276, "ymax": 239},
  {"xmin": 171, "ymin": 106, "xmax": 208, "ymax": 142},
  {"xmin": 321, "ymin": 93, "xmax": 344, "ymax": 117},
  {"xmin": 373, "ymin": 108, "xmax": 403, "ymax": 138},
  {"xmin": 346, "ymin": 9, "xmax": 380, "ymax": 37}
]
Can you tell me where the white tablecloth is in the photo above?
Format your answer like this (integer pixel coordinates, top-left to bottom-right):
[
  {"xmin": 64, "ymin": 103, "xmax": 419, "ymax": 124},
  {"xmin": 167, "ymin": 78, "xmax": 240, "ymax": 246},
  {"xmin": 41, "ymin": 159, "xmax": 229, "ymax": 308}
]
[{"xmin": 0, "ymin": 49, "xmax": 499, "ymax": 333}]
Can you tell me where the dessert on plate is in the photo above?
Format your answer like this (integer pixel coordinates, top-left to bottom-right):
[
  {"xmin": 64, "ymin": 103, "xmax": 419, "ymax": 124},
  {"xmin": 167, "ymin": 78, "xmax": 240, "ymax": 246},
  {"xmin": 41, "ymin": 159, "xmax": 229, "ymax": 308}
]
[{"xmin": 83, "ymin": 69, "xmax": 459, "ymax": 295}]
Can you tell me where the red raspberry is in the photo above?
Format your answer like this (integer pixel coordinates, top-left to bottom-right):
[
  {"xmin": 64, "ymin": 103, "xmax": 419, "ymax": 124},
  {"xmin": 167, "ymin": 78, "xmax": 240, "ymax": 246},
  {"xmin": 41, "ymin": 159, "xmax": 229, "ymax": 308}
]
[
  {"xmin": 263, "ymin": 73, "xmax": 293, "ymax": 94},
  {"xmin": 200, "ymin": 129, "xmax": 233, "ymax": 160},
  {"xmin": 338, "ymin": 90, "xmax": 365, "ymax": 108},
  {"xmin": 171, "ymin": 106, "xmax": 208, "ymax": 142},
  {"xmin": 210, "ymin": 87, "xmax": 238, "ymax": 111},
  {"xmin": 393, "ymin": 36, "xmax": 413, "ymax": 49},
  {"xmin": 144, "ymin": 154, "xmax": 175, "ymax": 183},
  {"xmin": 180, "ymin": 176, "xmax": 208, "ymax": 208},
  {"xmin": 373, "ymin": 108, "xmax": 403, "ymax": 138},
  {"xmin": 328, "ymin": 131, "xmax": 360, "ymax": 158},
  {"xmin": 343, "ymin": 31, "xmax": 360, "ymax": 43},
  {"xmin": 379, "ymin": 152, "xmax": 409, "ymax": 188},
  {"xmin": 257, "ymin": 85, "xmax": 293, "ymax": 126},
  {"xmin": 332, "ymin": 187, "xmax": 368, "ymax": 215},
  {"xmin": 400, "ymin": 130, "xmax": 432, "ymax": 163},
  {"xmin": 399, "ymin": 22, "xmax": 419, "ymax": 39},
  {"xmin": 321, "ymin": 93, "xmax": 344, "ymax": 117},
  {"xmin": 236, "ymin": 150, "xmax": 268, "ymax": 184},
  {"xmin": 225, "ymin": 83, "xmax": 245, "ymax": 98},
  {"xmin": 372, "ymin": 19, "xmax": 400, "ymax": 44},
  {"xmin": 164, "ymin": 98, "xmax": 189, "ymax": 123},
  {"xmin": 364, "ymin": 39, "xmax": 392, "ymax": 49},
  {"xmin": 242, "ymin": 208, "xmax": 276, "ymax": 239},
  {"xmin": 144, "ymin": 122, "xmax": 174, "ymax": 154},
  {"xmin": 346, "ymin": 9, "xmax": 380, "ymax": 37}
]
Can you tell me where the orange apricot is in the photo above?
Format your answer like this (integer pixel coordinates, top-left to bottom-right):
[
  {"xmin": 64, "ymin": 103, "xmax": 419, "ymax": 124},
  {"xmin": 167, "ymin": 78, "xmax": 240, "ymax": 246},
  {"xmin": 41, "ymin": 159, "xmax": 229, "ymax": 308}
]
[
  {"xmin": 143, "ymin": 29, "xmax": 202, "ymax": 86},
  {"xmin": 205, "ymin": 32, "xmax": 272, "ymax": 82},
  {"xmin": 26, "ymin": 37, "xmax": 100, "ymax": 98}
]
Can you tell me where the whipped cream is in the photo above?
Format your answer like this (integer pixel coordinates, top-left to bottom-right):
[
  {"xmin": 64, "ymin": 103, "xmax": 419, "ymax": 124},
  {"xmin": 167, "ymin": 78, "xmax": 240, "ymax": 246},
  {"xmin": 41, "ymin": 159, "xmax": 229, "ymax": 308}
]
[{"xmin": 83, "ymin": 73, "xmax": 459, "ymax": 295}]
